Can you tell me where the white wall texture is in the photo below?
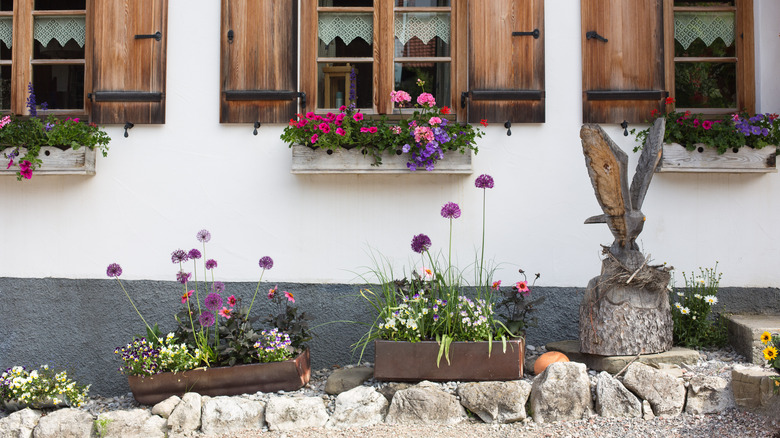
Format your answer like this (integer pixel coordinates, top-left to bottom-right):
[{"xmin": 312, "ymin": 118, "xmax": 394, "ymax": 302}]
[{"xmin": 0, "ymin": 1, "xmax": 778, "ymax": 287}]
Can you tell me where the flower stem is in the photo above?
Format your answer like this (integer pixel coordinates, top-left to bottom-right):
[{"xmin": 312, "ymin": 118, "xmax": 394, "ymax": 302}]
[
  {"xmin": 247, "ymin": 269, "xmax": 266, "ymax": 315},
  {"xmin": 114, "ymin": 277, "xmax": 153, "ymax": 335},
  {"xmin": 478, "ymin": 188, "xmax": 486, "ymax": 290}
]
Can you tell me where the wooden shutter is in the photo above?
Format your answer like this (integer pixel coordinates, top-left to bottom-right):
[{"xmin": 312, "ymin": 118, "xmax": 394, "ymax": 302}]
[
  {"xmin": 220, "ymin": 0, "xmax": 300, "ymax": 124},
  {"xmin": 464, "ymin": 0, "xmax": 545, "ymax": 123},
  {"xmin": 582, "ymin": 0, "xmax": 666, "ymax": 124},
  {"xmin": 88, "ymin": 0, "xmax": 168, "ymax": 124}
]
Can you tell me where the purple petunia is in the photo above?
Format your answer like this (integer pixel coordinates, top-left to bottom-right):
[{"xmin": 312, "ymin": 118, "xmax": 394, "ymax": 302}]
[
  {"xmin": 205, "ymin": 259, "xmax": 218, "ymax": 270},
  {"xmin": 211, "ymin": 281, "xmax": 226, "ymax": 293},
  {"xmin": 441, "ymin": 202, "xmax": 461, "ymax": 219},
  {"xmin": 176, "ymin": 271, "xmax": 191, "ymax": 284},
  {"xmin": 188, "ymin": 248, "xmax": 202, "ymax": 260},
  {"xmin": 106, "ymin": 263, "xmax": 123, "ymax": 278},
  {"xmin": 171, "ymin": 249, "xmax": 188, "ymax": 264},
  {"xmin": 411, "ymin": 234, "xmax": 432, "ymax": 253},
  {"xmin": 196, "ymin": 229, "xmax": 211, "ymax": 243},
  {"xmin": 259, "ymin": 256, "xmax": 274, "ymax": 270},
  {"xmin": 475, "ymin": 174, "xmax": 494, "ymax": 189},
  {"xmin": 199, "ymin": 311, "xmax": 215, "ymax": 327},
  {"xmin": 204, "ymin": 292, "xmax": 223, "ymax": 311}
]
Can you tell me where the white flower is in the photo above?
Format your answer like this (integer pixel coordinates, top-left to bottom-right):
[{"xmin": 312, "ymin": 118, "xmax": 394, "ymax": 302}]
[
  {"xmin": 681, "ymin": 307, "xmax": 690, "ymax": 315},
  {"xmin": 692, "ymin": 315, "xmax": 697, "ymax": 320},
  {"xmin": 705, "ymin": 295, "xmax": 718, "ymax": 305},
  {"xmin": 674, "ymin": 302, "xmax": 682, "ymax": 309},
  {"xmin": 677, "ymin": 292, "xmax": 684, "ymax": 297},
  {"xmin": 694, "ymin": 294, "xmax": 702, "ymax": 299}
]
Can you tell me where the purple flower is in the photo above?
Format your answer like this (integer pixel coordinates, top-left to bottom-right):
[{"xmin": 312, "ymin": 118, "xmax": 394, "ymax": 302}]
[
  {"xmin": 176, "ymin": 271, "xmax": 191, "ymax": 284},
  {"xmin": 196, "ymin": 229, "xmax": 211, "ymax": 243},
  {"xmin": 106, "ymin": 263, "xmax": 122, "ymax": 278},
  {"xmin": 44, "ymin": 122, "xmax": 54, "ymax": 132},
  {"xmin": 204, "ymin": 292, "xmax": 223, "ymax": 311},
  {"xmin": 199, "ymin": 312, "xmax": 215, "ymax": 327},
  {"xmin": 475, "ymin": 174, "xmax": 494, "ymax": 189},
  {"xmin": 441, "ymin": 202, "xmax": 461, "ymax": 219},
  {"xmin": 188, "ymin": 248, "xmax": 202, "ymax": 260},
  {"xmin": 751, "ymin": 125, "xmax": 762, "ymax": 135},
  {"xmin": 259, "ymin": 256, "xmax": 274, "ymax": 270},
  {"xmin": 211, "ymin": 281, "xmax": 226, "ymax": 293},
  {"xmin": 411, "ymin": 234, "xmax": 432, "ymax": 253},
  {"xmin": 171, "ymin": 249, "xmax": 188, "ymax": 264},
  {"xmin": 205, "ymin": 259, "xmax": 218, "ymax": 270},
  {"xmin": 26, "ymin": 83, "xmax": 36, "ymax": 116}
]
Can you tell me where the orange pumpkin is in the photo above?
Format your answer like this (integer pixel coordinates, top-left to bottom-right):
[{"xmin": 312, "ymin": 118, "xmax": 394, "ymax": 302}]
[{"xmin": 534, "ymin": 351, "xmax": 570, "ymax": 375}]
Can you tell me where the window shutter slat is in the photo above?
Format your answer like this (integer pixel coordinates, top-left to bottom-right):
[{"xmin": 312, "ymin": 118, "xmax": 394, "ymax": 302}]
[
  {"xmin": 581, "ymin": 0, "xmax": 665, "ymax": 124},
  {"xmin": 466, "ymin": 0, "xmax": 545, "ymax": 123},
  {"xmin": 220, "ymin": 0, "xmax": 299, "ymax": 124},
  {"xmin": 88, "ymin": 0, "xmax": 168, "ymax": 125}
]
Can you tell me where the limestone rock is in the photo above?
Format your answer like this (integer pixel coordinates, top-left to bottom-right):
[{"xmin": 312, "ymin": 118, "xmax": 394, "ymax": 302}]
[
  {"xmin": 642, "ymin": 400, "xmax": 655, "ymax": 420},
  {"xmin": 385, "ymin": 382, "xmax": 467, "ymax": 425},
  {"xmin": 457, "ymin": 381, "xmax": 531, "ymax": 424},
  {"xmin": 327, "ymin": 386, "xmax": 388, "ymax": 428},
  {"xmin": 324, "ymin": 366, "xmax": 374, "ymax": 395},
  {"xmin": 652, "ymin": 363, "xmax": 684, "ymax": 379},
  {"xmin": 264, "ymin": 396, "xmax": 329, "ymax": 431},
  {"xmin": 0, "ymin": 408, "xmax": 41, "ymax": 438},
  {"xmin": 200, "ymin": 396, "xmax": 265, "ymax": 435},
  {"xmin": 594, "ymin": 371, "xmax": 641, "ymax": 418},
  {"xmin": 622, "ymin": 362, "xmax": 685, "ymax": 416},
  {"xmin": 685, "ymin": 375, "xmax": 734, "ymax": 415},
  {"xmin": 377, "ymin": 382, "xmax": 411, "ymax": 402},
  {"xmin": 530, "ymin": 362, "xmax": 593, "ymax": 423},
  {"xmin": 30, "ymin": 408, "xmax": 93, "ymax": 438},
  {"xmin": 97, "ymin": 409, "xmax": 166, "ymax": 438},
  {"xmin": 151, "ymin": 395, "xmax": 181, "ymax": 419},
  {"xmin": 166, "ymin": 392, "xmax": 202, "ymax": 433}
]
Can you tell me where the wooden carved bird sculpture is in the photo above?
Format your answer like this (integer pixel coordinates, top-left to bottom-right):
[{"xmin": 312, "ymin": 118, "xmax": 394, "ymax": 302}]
[{"xmin": 580, "ymin": 118, "xmax": 665, "ymax": 269}]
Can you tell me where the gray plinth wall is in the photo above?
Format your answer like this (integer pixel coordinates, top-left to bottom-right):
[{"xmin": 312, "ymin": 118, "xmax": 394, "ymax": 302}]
[{"xmin": 0, "ymin": 277, "xmax": 777, "ymax": 396}]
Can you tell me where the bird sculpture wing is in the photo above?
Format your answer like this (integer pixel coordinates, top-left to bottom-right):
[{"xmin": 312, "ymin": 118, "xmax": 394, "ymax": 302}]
[{"xmin": 630, "ymin": 117, "xmax": 665, "ymax": 211}]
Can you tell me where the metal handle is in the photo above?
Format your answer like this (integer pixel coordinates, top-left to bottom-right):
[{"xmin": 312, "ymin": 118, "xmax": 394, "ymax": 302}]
[
  {"xmin": 586, "ymin": 31, "xmax": 608, "ymax": 42},
  {"xmin": 135, "ymin": 31, "xmax": 162, "ymax": 41},
  {"xmin": 512, "ymin": 29, "xmax": 540, "ymax": 39}
]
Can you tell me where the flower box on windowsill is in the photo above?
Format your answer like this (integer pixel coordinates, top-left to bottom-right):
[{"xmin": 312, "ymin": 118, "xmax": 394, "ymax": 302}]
[
  {"xmin": 656, "ymin": 143, "xmax": 777, "ymax": 174},
  {"xmin": 290, "ymin": 145, "xmax": 472, "ymax": 174},
  {"xmin": 0, "ymin": 146, "xmax": 96, "ymax": 176}
]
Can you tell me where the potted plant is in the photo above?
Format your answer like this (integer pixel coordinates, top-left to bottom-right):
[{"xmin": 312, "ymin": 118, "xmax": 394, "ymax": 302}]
[
  {"xmin": 0, "ymin": 364, "xmax": 90, "ymax": 411},
  {"xmin": 354, "ymin": 174, "xmax": 540, "ymax": 381},
  {"xmin": 1, "ymin": 84, "xmax": 111, "ymax": 180},
  {"xmin": 107, "ymin": 229, "xmax": 312, "ymax": 405},
  {"xmin": 633, "ymin": 98, "xmax": 779, "ymax": 173},
  {"xmin": 281, "ymin": 79, "xmax": 483, "ymax": 174}
]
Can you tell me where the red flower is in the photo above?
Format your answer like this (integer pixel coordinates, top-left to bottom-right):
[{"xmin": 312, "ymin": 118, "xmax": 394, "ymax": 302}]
[
  {"xmin": 440, "ymin": 106, "xmax": 451, "ymax": 115},
  {"xmin": 181, "ymin": 290, "xmax": 193, "ymax": 304},
  {"xmin": 227, "ymin": 295, "xmax": 237, "ymax": 307},
  {"xmin": 480, "ymin": 119, "xmax": 488, "ymax": 127},
  {"xmin": 665, "ymin": 97, "xmax": 675, "ymax": 105},
  {"xmin": 650, "ymin": 109, "xmax": 660, "ymax": 118}
]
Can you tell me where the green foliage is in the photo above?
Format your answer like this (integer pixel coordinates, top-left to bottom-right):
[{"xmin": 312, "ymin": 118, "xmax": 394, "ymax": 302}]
[
  {"xmin": 0, "ymin": 365, "xmax": 90, "ymax": 408},
  {"xmin": 494, "ymin": 272, "xmax": 545, "ymax": 337},
  {"xmin": 214, "ymin": 304, "xmax": 261, "ymax": 367},
  {"xmin": 669, "ymin": 264, "xmax": 728, "ymax": 348},
  {"xmin": 94, "ymin": 415, "xmax": 112, "ymax": 438}
]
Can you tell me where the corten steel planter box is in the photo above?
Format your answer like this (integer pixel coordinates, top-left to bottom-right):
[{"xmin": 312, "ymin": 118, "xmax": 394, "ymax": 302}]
[
  {"xmin": 373, "ymin": 339, "xmax": 524, "ymax": 382},
  {"xmin": 127, "ymin": 349, "xmax": 310, "ymax": 404}
]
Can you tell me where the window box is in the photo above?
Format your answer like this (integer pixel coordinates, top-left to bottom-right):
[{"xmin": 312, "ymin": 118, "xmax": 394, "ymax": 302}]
[
  {"xmin": 0, "ymin": 146, "xmax": 96, "ymax": 176},
  {"xmin": 656, "ymin": 143, "xmax": 777, "ymax": 174},
  {"xmin": 290, "ymin": 145, "xmax": 472, "ymax": 174}
]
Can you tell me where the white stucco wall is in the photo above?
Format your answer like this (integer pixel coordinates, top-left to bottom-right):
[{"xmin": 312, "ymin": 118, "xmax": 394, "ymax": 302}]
[{"xmin": 0, "ymin": 1, "xmax": 778, "ymax": 287}]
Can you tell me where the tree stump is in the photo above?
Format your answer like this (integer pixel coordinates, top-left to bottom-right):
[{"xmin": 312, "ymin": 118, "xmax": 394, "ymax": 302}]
[{"xmin": 579, "ymin": 256, "xmax": 673, "ymax": 356}]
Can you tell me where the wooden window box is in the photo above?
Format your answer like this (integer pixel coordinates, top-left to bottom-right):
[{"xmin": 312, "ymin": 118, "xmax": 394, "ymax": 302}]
[
  {"xmin": 290, "ymin": 145, "xmax": 472, "ymax": 174},
  {"xmin": 656, "ymin": 143, "xmax": 777, "ymax": 174},
  {"xmin": 0, "ymin": 146, "xmax": 96, "ymax": 176}
]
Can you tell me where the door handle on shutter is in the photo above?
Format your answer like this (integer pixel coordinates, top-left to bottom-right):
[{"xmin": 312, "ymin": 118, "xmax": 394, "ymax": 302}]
[
  {"xmin": 135, "ymin": 31, "xmax": 162, "ymax": 41},
  {"xmin": 512, "ymin": 29, "xmax": 540, "ymax": 39},
  {"xmin": 586, "ymin": 31, "xmax": 608, "ymax": 43}
]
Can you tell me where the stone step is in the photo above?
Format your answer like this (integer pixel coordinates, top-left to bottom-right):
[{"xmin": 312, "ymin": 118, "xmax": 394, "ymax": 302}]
[
  {"xmin": 725, "ymin": 314, "xmax": 780, "ymax": 365},
  {"xmin": 545, "ymin": 340, "xmax": 700, "ymax": 374}
]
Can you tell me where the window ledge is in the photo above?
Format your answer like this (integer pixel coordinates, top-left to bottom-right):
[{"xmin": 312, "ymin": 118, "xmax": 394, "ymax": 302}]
[
  {"xmin": 656, "ymin": 143, "xmax": 777, "ymax": 174},
  {"xmin": 0, "ymin": 146, "xmax": 96, "ymax": 176},
  {"xmin": 290, "ymin": 145, "xmax": 472, "ymax": 174}
]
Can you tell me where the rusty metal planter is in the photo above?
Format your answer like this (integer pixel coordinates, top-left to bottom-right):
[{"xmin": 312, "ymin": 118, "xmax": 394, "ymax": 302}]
[
  {"xmin": 373, "ymin": 339, "xmax": 524, "ymax": 382},
  {"xmin": 127, "ymin": 349, "xmax": 310, "ymax": 405}
]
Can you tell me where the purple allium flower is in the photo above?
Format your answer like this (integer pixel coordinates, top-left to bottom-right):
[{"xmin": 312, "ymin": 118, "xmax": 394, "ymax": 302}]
[
  {"xmin": 199, "ymin": 311, "xmax": 215, "ymax": 327},
  {"xmin": 204, "ymin": 292, "xmax": 223, "ymax": 311},
  {"xmin": 441, "ymin": 202, "xmax": 461, "ymax": 219},
  {"xmin": 205, "ymin": 259, "xmax": 218, "ymax": 270},
  {"xmin": 411, "ymin": 233, "xmax": 432, "ymax": 253},
  {"xmin": 176, "ymin": 271, "xmax": 191, "ymax": 284},
  {"xmin": 188, "ymin": 248, "xmax": 202, "ymax": 260},
  {"xmin": 211, "ymin": 281, "xmax": 225, "ymax": 293},
  {"xmin": 196, "ymin": 229, "xmax": 211, "ymax": 243},
  {"xmin": 259, "ymin": 256, "xmax": 274, "ymax": 270},
  {"xmin": 475, "ymin": 174, "xmax": 494, "ymax": 189},
  {"xmin": 171, "ymin": 249, "xmax": 188, "ymax": 264},
  {"xmin": 106, "ymin": 263, "xmax": 122, "ymax": 278}
]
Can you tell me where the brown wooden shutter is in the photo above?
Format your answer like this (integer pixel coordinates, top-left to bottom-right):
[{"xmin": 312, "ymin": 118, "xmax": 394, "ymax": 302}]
[
  {"xmin": 464, "ymin": 0, "xmax": 545, "ymax": 124},
  {"xmin": 88, "ymin": 0, "xmax": 168, "ymax": 124},
  {"xmin": 581, "ymin": 0, "xmax": 666, "ymax": 124},
  {"xmin": 220, "ymin": 0, "xmax": 300, "ymax": 124}
]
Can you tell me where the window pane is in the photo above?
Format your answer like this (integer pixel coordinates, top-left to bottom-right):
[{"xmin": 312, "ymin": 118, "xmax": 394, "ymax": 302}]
[
  {"xmin": 318, "ymin": 13, "xmax": 373, "ymax": 58},
  {"xmin": 318, "ymin": 0, "xmax": 373, "ymax": 6},
  {"xmin": 394, "ymin": 62, "xmax": 450, "ymax": 108},
  {"xmin": 34, "ymin": 38, "xmax": 84, "ymax": 60},
  {"xmin": 394, "ymin": 12, "xmax": 450, "ymax": 58},
  {"xmin": 0, "ymin": 17, "xmax": 10, "ymax": 59},
  {"xmin": 32, "ymin": 64, "xmax": 84, "ymax": 110},
  {"xmin": 0, "ymin": 65, "xmax": 9, "ymax": 110},
  {"xmin": 317, "ymin": 62, "xmax": 372, "ymax": 109},
  {"xmin": 34, "ymin": 0, "xmax": 85, "ymax": 10},
  {"xmin": 674, "ymin": 11, "xmax": 734, "ymax": 54},
  {"xmin": 33, "ymin": 16, "xmax": 86, "ymax": 58},
  {"xmin": 675, "ymin": 62, "xmax": 736, "ymax": 108},
  {"xmin": 0, "ymin": 0, "xmax": 11, "ymax": 11},
  {"xmin": 674, "ymin": 1, "xmax": 733, "ymax": 5},
  {"xmin": 396, "ymin": 0, "xmax": 451, "ymax": 6}
]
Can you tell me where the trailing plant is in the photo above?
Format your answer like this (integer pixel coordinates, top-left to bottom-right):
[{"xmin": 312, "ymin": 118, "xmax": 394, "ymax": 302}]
[
  {"xmin": 669, "ymin": 263, "xmax": 728, "ymax": 348},
  {"xmin": 0, "ymin": 365, "xmax": 90, "ymax": 408}
]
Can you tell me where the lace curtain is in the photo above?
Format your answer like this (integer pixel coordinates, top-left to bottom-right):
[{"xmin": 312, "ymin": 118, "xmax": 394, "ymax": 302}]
[
  {"xmin": 394, "ymin": 13, "xmax": 450, "ymax": 45},
  {"xmin": 319, "ymin": 13, "xmax": 373, "ymax": 46},
  {"xmin": 0, "ymin": 17, "xmax": 10, "ymax": 48},
  {"xmin": 0, "ymin": 16, "xmax": 86, "ymax": 48},
  {"xmin": 675, "ymin": 11, "xmax": 734, "ymax": 49},
  {"xmin": 318, "ymin": 12, "xmax": 451, "ymax": 46}
]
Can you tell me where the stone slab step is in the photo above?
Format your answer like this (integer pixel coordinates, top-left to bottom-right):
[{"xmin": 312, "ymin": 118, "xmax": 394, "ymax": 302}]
[
  {"xmin": 545, "ymin": 340, "xmax": 700, "ymax": 374},
  {"xmin": 725, "ymin": 314, "xmax": 780, "ymax": 365}
]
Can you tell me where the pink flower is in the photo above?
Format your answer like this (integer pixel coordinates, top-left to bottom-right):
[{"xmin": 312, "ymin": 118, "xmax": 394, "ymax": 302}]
[
  {"xmin": 702, "ymin": 120, "xmax": 713, "ymax": 130},
  {"xmin": 311, "ymin": 134, "xmax": 318, "ymax": 144},
  {"xmin": 319, "ymin": 123, "xmax": 330, "ymax": 134},
  {"xmin": 227, "ymin": 295, "xmax": 237, "ymax": 307},
  {"xmin": 284, "ymin": 291, "xmax": 295, "ymax": 303},
  {"xmin": 339, "ymin": 105, "xmax": 346, "ymax": 112},
  {"xmin": 296, "ymin": 119, "xmax": 308, "ymax": 128},
  {"xmin": 515, "ymin": 281, "xmax": 530, "ymax": 295},
  {"xmin": 420, "ymin": 267, "xmax": 433, "ymax": 281},
  {"xmin": 368, "ymin": 126, "xmax": 378, "ymax": 134},
  {"xmin": 219, "ymin": 307, "xmax": 231, "ymax": 319},
  {"xmin": 336, "ymin": 113, "xmax": 345, "ymax": 122},
  {"xmin": 360, "ymin": 127, "xmax": 370, "ymax": 133},
  {"xmin": 20, "ymin": 168, "xmax": 32, "ymax": 179},
  {"xmin": 353, "ymin": 112, "xmax": 364, "ymax": 122},
  {"xmin": 6, "ymin": 159, "xmax": 12, "ymax": 169},
  {"xmin": 390, "ymin": 126, "xmax": 402, "ymax": 134},
  {"xmin": 413, "ymin": 126, "xmax": 434, "ymax": 143},
  {"xmin": 305, "ymin": 111, "xmax": 315, "ymax": 119},
  {"xmin": 0, "ymin": 115, "xmax": 10, "ymax": 129},
  {"xmin": 417, "ymin": 92, "xmax": 436, "ymax": 107},
  {"xmin": 390, "ymin": 90, "xmax": 412, "ymax": 104},
  {"xmin": 181, "ymin": 290, "xmax": 193, "ymax": 304},
  {"xmin": 429, "ymin": 116, "xmax": 441, "ymax": 125},
  {"xmin": 731, "ymin": 113, "xmax": 740, "ymax": 121},
  {"xmin": 336, "ymin": 127, "xmax": 346, "ymax": 136},
  {"xmin": 268, "ymin": 286, "xmax": 277, "ymax": 299},
  {"xmin": 693, "ymin": 119, "xmax": 700, "ymax": 128},
  {"xmin": 491, "ymin": 280, "xmax": 501, "ymax": 290}
]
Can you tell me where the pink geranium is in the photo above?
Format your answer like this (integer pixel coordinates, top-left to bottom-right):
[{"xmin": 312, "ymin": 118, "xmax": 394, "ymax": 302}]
[
  {"xmin": 417, "ymin": 92, "xmax": 436, "ymax": 107},
  {"xmin": 429, "ymin": 116, "xmax": 441, "ymax": 125},
  {"xmin": 390, "ymin": 90, "xmax": 412, "ymax": 105}
]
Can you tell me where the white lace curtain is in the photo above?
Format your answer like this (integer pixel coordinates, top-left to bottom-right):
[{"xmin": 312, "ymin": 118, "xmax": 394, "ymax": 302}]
[
  {"xmin": 318, "ymin": 12, "xmax": 450, "ymax": 46},
  {"xmin": 0, "ymin": 16, "xmax": 86, "ymax": 48},
  {"xmin": 675, "ymin": 11, "xmax": 734, "ymax": 50}
]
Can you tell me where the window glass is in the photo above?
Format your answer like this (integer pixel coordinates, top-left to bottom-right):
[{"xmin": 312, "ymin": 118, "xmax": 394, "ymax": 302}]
[
  {"xmin": 32, "ymin": 64, "xmax": 84, "ymax": 110},
  {"xmin": 674, "ymin": 1, "xmax": 733, "ymax": 5},
  {"xmin": 0, "ymin": 1, "xmax": 11, "ymax": 11},
  {"xmin": 34, "ymin": 0, "xmax": 85, "ymax": 10},
  {"xmin": 674, "ymin": 62, "xmax": 736, "ymax": 108},
  {"xmin": 397, "ymin": 0, "xmax": 451, "ymax": 6},
  {"xmin": 317, "ymin": 62, "xmax": 372, "ymax": 109},
  {"xmin": 394, "ymin": 12, "xmax": 450, "ymax": 57},
  {"xmin": 318, "ymin": 0, "xmax": 372, "ymax": 6},
  {"xmin": 0, "ymin": 65, "xmax": 9, "ymax": 110},
  {"xmin": 394, "ymin": 62, "xmax": 450, "ymax": 107},
  {"xmin": 318, "ymin": 12, "xmax": 373, "ymax": 58}
]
